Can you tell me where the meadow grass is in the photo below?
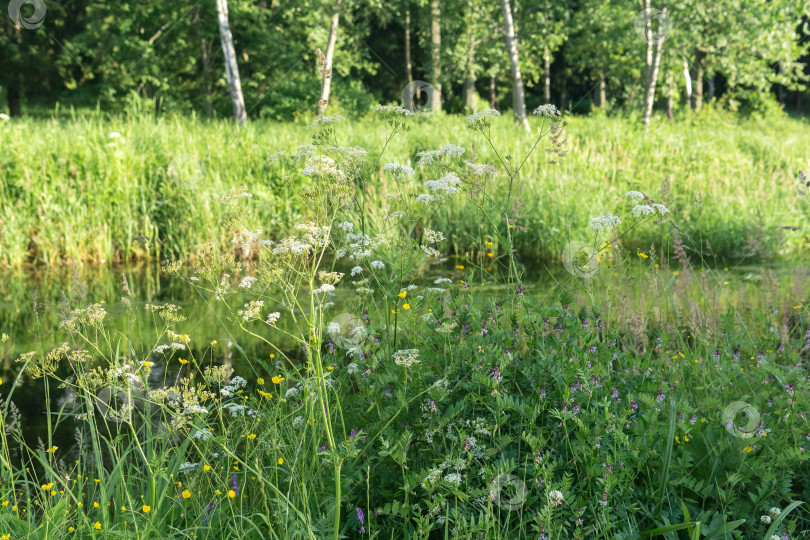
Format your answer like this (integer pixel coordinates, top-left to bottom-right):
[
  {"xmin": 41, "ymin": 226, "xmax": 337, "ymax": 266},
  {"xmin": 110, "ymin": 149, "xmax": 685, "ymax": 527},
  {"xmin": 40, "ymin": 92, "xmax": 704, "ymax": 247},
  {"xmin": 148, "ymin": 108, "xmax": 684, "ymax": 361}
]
[
  {"xmin": 0, "ymin": 106, "xmax": 809, "ymax": 540},
  {"xmin": 0, "ymin": 107, "xmax": 807, "ymax": 268}
]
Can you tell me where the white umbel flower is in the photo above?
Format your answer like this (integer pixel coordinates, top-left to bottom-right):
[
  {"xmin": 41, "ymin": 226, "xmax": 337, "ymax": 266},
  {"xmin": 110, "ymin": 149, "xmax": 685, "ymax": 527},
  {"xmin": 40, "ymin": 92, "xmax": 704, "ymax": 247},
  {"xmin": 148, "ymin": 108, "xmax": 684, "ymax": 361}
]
[
  {"xmin": 311, "ymin": 115, "xmax": 345, "ymax": 127},
  {"xmin": 533, "ymin": 104, "xmax": 561, "ymax": 117},
  {"xmin": 393, "ymin": 348, "xmax": 420, "ymax": 367},
  {"xmin": 589, "ymin": 214, "xmax": 621, "ymax": 233}
]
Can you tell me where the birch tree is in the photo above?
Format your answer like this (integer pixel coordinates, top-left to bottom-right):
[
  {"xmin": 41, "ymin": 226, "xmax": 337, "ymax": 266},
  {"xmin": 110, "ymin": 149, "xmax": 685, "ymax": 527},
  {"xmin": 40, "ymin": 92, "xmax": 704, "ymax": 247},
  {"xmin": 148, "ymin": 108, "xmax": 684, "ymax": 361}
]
[
  {"xmin": 317, "ymin": 6, "xmax": 340, "ymax": 116},
  {"xmin": 216, "ymin": 0, "xmax": 246, "ymax": 123},
  {"xmin": 501, "ymin": 0, "xmax": 529, "ymax": 131},
  {"xmin": 641, "ymin": 6, "xmax": 667, "ymax": 125},
  {"xmin": 429, "ymin": 0, "xmax": 442, "ymax": 112}
]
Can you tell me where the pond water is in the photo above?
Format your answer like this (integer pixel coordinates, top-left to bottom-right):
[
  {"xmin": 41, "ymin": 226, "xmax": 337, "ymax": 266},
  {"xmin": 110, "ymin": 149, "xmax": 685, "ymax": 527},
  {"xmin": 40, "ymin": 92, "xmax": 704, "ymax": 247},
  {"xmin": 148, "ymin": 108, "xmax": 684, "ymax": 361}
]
[{"xmin": 1, "ymin": 259, "xmax": 806, "ymax": 455}]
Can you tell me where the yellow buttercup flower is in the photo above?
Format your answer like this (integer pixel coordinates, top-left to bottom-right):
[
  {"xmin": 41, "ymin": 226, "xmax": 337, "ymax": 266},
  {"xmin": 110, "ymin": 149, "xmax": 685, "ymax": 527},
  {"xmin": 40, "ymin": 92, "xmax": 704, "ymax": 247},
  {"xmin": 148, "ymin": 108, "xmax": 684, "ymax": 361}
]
[
  {"xmin": 181, "ymin": 490, "xmax": 191, "ymax": 499},
  {"xmin": 178, "ymin": 358, "xmax": 189, "ymax": 365},
  {"xmin": 93, "ymin": 502, "xmax": 100, "ymax": 508},
  {"xmin": 277, "ymin": 458, "xmax": 284, "ymax": 465},
  {"xmin": 3, "ymin": 534, "xmax": 11, "ymax": 540},
  {"xmin": 456, "ymin": 265, "xmax": 465, "ymax": 270},
  {"xmin": 203, "ymin": 465, "xmax": 211, "ymax": 471},
  {"xmin": 94, "ymin": 522, "xmax": 102, "ymax": 530},
  {"xmin": 258, "ymin": 390, "xmax": 273, "ymax": 398},
  {"xmin": 228, "ymin": 490, "xmax": 236, "ymax": 499},
  {"xmin": 247, "ymin": 433, "xmax": 257, "ymax": 440},
  {"xmin": 257, "ymin": 378, "xmax": 264, "ymax": 385},
  {"xmin": 271, "ymin": 375, "xmax": 284, "ymax": 384},
  {"xmin": 41, "ymin": 482, "xmax": 54, "ymax": 490},
  {"xmin": 402, "ymin": 304, "xmax": 410, "ymax": 310},
  {"xmin": 68, "ymin": 527, "xmax": 75, "ymax": 532},
  {"xmin": 0, "ymin": 501, "xmax": 7, "ymax": 507},
  {"xmin": 142, "ymin": 505, "xmax": 151, "ymax": 513},
  {"xmin": 45, "ymin": 446, "xmax": 58, "ymax": 453},
  {"xmin": 397, "ymin": 291, "xmax": 407, "ymax": 299}
]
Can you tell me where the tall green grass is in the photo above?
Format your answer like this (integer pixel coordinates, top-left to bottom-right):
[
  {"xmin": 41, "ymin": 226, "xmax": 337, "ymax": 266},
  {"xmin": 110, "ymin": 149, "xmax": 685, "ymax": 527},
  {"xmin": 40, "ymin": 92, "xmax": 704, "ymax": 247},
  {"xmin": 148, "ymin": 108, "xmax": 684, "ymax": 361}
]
[{"xmin": 0, "ymin": 107, "xmax": 807, "ymax": 268}]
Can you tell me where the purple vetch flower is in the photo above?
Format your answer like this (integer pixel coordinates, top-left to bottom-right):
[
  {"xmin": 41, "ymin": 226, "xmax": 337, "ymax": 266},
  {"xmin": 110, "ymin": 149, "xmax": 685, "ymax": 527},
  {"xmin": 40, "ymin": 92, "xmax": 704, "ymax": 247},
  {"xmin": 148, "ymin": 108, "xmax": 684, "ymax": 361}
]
[
  {"xmin": 232, "ymin": 475, "xmax": 239, "ymax": 496},
  {"xmin": 356, "ymin": 507, "xmax": 365, "ymax": 533},
  {"xmin": 712, "ymin": 349, "xmax": 720, "ymax": 361},
  {"xmin": 656, "ymin": 389, "xmax": 666, "ymax": 403},
  {"xmin": 202, "ymin": 500, "xmax": 218, "ymax": 526}
]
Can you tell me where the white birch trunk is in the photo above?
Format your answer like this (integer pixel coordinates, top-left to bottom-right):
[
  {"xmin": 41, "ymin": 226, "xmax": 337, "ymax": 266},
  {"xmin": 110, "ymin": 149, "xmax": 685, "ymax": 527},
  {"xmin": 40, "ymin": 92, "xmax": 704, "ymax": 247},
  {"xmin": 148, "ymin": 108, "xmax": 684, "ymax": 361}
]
[
  {"xmin": 317, "ymin": 10, "xmax": 340, "ymax": 116},
  {"xmin": 216, "ymin": 0, "xmax": 246, "ymax": 123},
  {"xmin": 501, "ymin": 0, "xmax": 530, "ymax": 132},
  {"xmin": 642, "ymin": 7, "xmax": 666, "ymax": 126},
  {"xmin": 429, "ymin": 0, "xmax": 442, "ymax": 112}
]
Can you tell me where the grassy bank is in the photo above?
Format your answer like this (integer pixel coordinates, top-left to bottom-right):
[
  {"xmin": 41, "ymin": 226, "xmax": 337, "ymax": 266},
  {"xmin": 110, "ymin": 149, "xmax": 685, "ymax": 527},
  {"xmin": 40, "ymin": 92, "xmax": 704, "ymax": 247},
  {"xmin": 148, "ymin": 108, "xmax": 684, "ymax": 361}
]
[
  {"xmin": 2, "ymin": 106, "xmax": 809, "ymax": 539},
  {"xmin": 0, "ymin": 108, "xmax": 808, "ymax": 268}
]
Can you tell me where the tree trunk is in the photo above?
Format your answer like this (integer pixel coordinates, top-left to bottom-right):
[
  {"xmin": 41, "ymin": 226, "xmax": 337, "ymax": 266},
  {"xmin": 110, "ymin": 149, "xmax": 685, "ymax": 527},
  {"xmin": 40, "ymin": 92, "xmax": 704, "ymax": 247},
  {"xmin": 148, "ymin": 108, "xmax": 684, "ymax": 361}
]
[
  {"xmin": 641, "ymin": 8, "xmax": 666, "ymax": 126},
  {"xmin": 429, "ymin": 0, "xmax": 442, "ymax": 112},
  {"xmin": 683, "ymin": 57, "xmax": 692, "ymax": 104},
  {"xmin": 489, "ymin": 74, "xmax": 497, "ymax": 109},
  {"xmin": 666, "ymin": 72, "xmax": 674, "ymax": 120},
  {"xmin": 7, "ymin": 80, "xmax": 21, "ymax": 117},
  {"xmin": 463, "ymin": 35, "xmax": 476, "ymax": 112},
  {"xmin": 501, "ymin": 0, "xmax": 530, "ymax": 131},
  {"xmin": 707, "ymin": 75, "xmax": 715, "ymax": 101},
  {"xmin": 317, "ymin": 10, "xmax": 340, "ymax": 116},
  {"xmin": 595, "ymin": 71, "xmax": 606, "ymax": 107},
  {"xmin": 543, "ymin": 46, "xmax": 551, "ymax": 103},
  {"xmin": 690, "ymin": 50, "xmax": 705, "ymax": 110},
  {"xmin": 216, "ymin": 0, "xmax": 247, "ymax": 123},
  {"xmin": 194, "ymin": 6, "xmax": 213, "ymax": 118},
  {"xmin": 405, "ymin": 3, "xmax": 416, "ymax": 99}
]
